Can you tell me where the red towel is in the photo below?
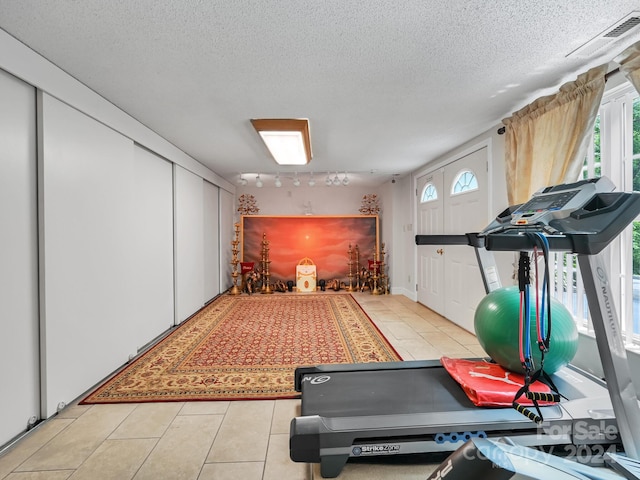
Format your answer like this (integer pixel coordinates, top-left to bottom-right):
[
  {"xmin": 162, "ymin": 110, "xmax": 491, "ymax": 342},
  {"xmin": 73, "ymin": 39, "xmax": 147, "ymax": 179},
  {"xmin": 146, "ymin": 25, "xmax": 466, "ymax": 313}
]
[{"xmin": 441, "ymin": 356, "xmax": 557, "ymax": 407}]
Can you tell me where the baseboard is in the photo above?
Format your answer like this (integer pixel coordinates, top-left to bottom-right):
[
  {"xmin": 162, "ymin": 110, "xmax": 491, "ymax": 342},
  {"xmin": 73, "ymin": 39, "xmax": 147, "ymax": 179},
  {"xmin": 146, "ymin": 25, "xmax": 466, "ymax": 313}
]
[{"xmin": 390, "ymin": 286, "xmax": 416, "ymax": 301}]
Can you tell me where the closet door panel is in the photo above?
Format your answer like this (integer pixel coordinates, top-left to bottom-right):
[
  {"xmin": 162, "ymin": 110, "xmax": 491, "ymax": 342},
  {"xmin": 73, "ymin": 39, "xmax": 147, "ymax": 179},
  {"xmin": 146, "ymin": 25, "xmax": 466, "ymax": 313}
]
[
  {"xmin": 39, "ymin": 93, "xmax": 137, "ymax": 416},
  {"xmin": 0, "ymin": 69, "xmax": 39, "ymax": 445},
  {"xmin": 174, "ymin": 165, "xmax": 204, "ymax": 323},
  {"xmin": 131, "ymin": 146, "xmax": 174, "ymax": 347},
  {"xmin": 203, "ymin": 180, "xmax": 220, "ymax": 301}
]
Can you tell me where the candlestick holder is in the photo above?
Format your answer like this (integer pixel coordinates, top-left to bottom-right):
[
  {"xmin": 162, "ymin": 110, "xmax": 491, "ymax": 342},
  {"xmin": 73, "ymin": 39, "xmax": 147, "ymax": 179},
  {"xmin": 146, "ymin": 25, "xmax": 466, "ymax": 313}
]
[
  {"xmin": 261, "ymin": 232, "xmax": 273, "ymax": 294},
  {"xmin": 355, "ymin": 245, "xmax": 361, "ymax": 291},
  {"xmin": 228, "ymin": 223, "xmax": 241, "ymax": 295},
  {"xmin": 371, "ymin": 250, "xmax": 381, "ymax": 295},
  {"xmin": 346, "ymin": 244, "xmax": 356, "ymax": 292},
  {"xmin": 379, "ymin": 242, "xmax": 387, "ymax": 294}
]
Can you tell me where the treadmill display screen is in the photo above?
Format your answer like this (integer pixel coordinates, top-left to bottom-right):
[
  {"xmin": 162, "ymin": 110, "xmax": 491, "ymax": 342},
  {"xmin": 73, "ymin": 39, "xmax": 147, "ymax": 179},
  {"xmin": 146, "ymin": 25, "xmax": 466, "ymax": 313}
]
[{"xmin": 515, "ymin": 190, "xmax": 580, "ymax": 214}]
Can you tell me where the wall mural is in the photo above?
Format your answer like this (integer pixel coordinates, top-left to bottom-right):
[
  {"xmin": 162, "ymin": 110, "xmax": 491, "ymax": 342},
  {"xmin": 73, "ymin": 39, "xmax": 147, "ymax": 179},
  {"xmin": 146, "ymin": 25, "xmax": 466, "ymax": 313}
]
[{"xmin": 241, "ymin": 215, "xmax": 378, "ymax": 283}]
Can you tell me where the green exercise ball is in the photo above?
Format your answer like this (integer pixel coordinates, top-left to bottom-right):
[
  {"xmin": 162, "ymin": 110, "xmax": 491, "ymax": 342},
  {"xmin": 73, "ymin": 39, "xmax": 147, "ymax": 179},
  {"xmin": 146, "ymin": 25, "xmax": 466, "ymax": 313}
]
[{"xmin": 474, "ymin": 286, "xmax": 578, "ymax": 374}]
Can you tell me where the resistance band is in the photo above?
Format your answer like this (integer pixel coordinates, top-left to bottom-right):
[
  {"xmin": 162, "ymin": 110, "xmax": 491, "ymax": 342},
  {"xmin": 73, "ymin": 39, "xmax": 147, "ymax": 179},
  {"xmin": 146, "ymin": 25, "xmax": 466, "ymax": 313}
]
[{"xmin": 512, "ymin": 234, "xmax": 564, "ymax": 424}]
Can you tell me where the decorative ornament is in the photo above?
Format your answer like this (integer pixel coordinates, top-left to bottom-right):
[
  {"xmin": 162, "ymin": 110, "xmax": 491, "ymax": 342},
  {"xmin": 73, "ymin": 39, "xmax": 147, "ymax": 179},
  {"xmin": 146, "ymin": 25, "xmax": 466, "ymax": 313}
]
[
  {"xmin": 237, "ymin": 194, "xmax": 260, "ymax": 215},
  {"xmin": 359, "ymin": 194, "xmax": 380, "ymax": 215}
]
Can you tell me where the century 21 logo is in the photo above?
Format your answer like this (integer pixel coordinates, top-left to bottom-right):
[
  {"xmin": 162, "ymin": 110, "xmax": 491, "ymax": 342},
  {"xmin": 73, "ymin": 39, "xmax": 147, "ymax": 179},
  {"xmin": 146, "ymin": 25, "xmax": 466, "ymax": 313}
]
[{"xmin": 431, "ymin": 459, "xmax": 453, "ymax": 479}]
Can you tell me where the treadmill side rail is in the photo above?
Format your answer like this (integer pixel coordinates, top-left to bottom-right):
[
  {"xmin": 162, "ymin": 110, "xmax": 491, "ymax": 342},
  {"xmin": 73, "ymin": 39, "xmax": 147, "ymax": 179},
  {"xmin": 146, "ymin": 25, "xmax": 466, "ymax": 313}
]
[{"xmin": 578, "ymin": 253, "xmax": 640, "ymax": 460}]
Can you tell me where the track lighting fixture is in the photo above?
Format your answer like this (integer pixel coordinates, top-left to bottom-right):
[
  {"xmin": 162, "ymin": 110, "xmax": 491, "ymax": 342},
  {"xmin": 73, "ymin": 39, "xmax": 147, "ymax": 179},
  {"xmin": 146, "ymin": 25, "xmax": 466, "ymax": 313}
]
[
  {"xmin": 237, "ymin": 172, "xmax": 349, "ymax": 188},
  {"xmin": 325, "ymin": 172, "xmax": 333, "ymax": 186}
]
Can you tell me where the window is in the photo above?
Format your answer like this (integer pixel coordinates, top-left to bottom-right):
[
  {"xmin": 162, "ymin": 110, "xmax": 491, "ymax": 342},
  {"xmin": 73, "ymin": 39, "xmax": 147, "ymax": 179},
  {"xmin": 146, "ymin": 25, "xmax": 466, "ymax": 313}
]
[
  {"xmin": 451, "ymin": 170, "xmax": 478, "ymax": 194},
  {"xmin": 553, "ymin": 82, "xmax": 640, "ymax": 346},
  {"xmin": 630, "ymin": 94, "xmax": 640, "ymax": 340},
  {"xmin": 421, "ymin": 183, "xmax": 438, "ymax": 203}
]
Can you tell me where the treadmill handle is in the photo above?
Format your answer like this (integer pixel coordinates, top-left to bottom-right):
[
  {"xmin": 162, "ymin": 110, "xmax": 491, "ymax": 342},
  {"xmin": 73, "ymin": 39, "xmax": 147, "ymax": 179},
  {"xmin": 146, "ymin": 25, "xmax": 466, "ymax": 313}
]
[{"xmin": 415, "ymin": 234, "xmax": 472, "ymax": 245}]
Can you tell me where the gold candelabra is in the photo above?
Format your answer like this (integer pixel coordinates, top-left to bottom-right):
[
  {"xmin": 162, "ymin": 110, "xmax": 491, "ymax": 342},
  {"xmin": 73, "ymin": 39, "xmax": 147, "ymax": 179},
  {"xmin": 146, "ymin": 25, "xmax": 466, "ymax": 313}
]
[
  {"xmin": 379, "ymin": 243, "xmax": 387, "ymax": 294},
  {"xmin": 228, "ymin": 223, "xmax": 241, "ymax": 295},
  {"xmin": 261, "ymin": 232, "xmax": 273, "ymax": 294},
  {"xmin": 355, "ymin": 245, "xmax": 361, "ymax": 290},
  {"xmin": 346, "ymin": 244, "xmax": 356, "ymax": 292},
  {"xmin": 371, "ymin": 250, "xmax": 381, "ymax": 295}
]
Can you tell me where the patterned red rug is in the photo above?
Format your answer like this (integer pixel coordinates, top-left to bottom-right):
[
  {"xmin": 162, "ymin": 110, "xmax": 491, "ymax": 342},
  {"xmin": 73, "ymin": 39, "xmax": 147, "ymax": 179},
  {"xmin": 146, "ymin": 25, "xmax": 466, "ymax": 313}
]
[{"xmin": 81, "ymin": 294, "xmax": 401, "ymax": 403}]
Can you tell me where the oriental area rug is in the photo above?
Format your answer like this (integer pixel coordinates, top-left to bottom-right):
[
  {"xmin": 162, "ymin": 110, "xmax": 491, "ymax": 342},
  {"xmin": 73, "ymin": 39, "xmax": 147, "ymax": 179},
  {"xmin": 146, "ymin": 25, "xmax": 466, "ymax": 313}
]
[{"xmin": 81, "ymin": 294, "xmax": 401, "ymax": 404}]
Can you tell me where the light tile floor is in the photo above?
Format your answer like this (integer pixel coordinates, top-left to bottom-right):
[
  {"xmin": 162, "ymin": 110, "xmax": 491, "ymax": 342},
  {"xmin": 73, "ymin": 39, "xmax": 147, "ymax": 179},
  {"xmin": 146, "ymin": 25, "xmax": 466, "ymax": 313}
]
[{"xmin": 0, "ymin": 293, "xmax": 486, "ymax": 480}]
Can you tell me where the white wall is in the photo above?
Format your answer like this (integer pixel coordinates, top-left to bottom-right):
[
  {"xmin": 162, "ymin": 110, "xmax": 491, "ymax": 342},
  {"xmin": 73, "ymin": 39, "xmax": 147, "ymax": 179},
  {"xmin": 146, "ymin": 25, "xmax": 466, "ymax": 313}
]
[
  {"xmin": 236, "ymin": 184, "xmax": 378, "ymax": 216},
  {"xmin": 0, "ymin": 69, "xmax": 40, "ymax": 446},
  {"xmin": 385, "ymin": 175, "xmax": 415, "ymax": 297}
]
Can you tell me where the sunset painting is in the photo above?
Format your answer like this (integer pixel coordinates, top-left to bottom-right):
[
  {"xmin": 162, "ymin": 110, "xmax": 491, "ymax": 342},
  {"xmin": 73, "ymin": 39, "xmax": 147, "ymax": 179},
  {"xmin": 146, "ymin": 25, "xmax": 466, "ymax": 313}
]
[{"xmin": 241, "ymin": 215, "xmax": 378, "ymax": 283}]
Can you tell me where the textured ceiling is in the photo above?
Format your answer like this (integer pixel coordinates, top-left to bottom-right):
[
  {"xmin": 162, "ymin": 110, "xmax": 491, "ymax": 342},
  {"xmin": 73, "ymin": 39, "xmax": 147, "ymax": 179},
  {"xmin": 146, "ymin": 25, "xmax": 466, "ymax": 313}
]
[{"xmin": 1, "ymin": 1, "xmax": 639, "ymax": 187}]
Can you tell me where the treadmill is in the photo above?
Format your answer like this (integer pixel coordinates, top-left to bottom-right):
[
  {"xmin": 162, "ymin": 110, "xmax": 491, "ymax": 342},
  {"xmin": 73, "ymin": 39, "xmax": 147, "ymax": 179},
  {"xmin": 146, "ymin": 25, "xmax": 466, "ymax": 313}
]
[{"xmin": 289, "ymin": 177, "xmax": 640, "ymax": 478}]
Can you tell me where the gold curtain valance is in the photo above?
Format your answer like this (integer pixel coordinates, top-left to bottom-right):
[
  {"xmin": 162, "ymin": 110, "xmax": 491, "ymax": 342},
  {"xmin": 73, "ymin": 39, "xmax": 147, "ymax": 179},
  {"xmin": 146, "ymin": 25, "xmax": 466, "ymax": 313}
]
[
  {"xmin": 616, "ymin": 40, "xmax": 640, "ymax": 94},
  {"xmin": 502, "ymin": 64, "xmax": 607, "ymax": 205}
]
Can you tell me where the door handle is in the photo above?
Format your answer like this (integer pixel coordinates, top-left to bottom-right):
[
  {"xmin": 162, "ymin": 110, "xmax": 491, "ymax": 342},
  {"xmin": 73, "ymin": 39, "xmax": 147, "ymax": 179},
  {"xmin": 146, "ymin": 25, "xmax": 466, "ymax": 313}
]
[{"xmin": 436, "ymin": 248, "xmax": 444, "ymax": 255}]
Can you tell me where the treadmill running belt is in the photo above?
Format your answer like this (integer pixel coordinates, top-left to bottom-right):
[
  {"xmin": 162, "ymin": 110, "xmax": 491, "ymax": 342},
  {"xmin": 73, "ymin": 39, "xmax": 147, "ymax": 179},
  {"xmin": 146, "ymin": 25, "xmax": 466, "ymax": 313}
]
[{"xmin": 300, "ymin": 367, "xmax": 477, "ymax": 417}]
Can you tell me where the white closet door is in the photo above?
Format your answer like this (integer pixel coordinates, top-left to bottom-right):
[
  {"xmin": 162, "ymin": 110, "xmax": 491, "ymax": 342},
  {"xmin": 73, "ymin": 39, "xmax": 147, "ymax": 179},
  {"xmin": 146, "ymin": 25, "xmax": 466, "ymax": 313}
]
[
  {"xmin": 39, "ymin": 93, "xmax": 137, "ymax": 417},
  {"xmin": 0, "ymin": 69, "xmax": 39, "ymax": 445},
  {"xmin": 131, "ymin": 146, "xmax": 174, "ymax": 347},
  {"xmin": 203, "ymin": 180, "xmax": 220, "ymax": 301},
  {"xmin": 174, "ymin": 165, "xmax": 204, "ymax": 323}
]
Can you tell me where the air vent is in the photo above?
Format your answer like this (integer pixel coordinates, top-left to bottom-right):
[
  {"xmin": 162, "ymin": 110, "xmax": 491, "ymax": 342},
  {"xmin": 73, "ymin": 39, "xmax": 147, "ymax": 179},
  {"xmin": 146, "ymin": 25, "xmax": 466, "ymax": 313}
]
[
  {"xmin": 567, "ymin": 12, "xmax": 640, "ymax": 59},
  {"xmin": 604, "ymin": 16, "xmax": 640, "ymax": 38}
]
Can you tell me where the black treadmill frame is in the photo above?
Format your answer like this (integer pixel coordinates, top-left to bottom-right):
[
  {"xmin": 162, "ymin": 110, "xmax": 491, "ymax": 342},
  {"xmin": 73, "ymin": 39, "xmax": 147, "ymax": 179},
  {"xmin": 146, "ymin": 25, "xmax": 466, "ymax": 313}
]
[{"xmin": 289, "ymin": 184, "xmax": 640, "ymax": 478}]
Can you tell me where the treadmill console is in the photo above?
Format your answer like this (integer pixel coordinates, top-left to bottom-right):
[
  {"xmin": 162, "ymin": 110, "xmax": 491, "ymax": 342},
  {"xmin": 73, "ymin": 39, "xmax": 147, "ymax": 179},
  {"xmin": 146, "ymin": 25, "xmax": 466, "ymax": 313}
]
[
  {"xmin": 415, "ymin": 176, "xmax": 640, "ymax": 255},
  {"xmin": 507, "ymin": 177, "xmax": 615, "ymax": 227},
  {"xmin": 470, "ymin": 176, "xmax": 640, "ymax": 254}
]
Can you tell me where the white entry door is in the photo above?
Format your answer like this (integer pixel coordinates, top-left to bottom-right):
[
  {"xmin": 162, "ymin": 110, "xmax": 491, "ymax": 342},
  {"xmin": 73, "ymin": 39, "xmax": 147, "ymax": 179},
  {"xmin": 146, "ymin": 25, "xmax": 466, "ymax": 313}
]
[
  {"xmin": 416, "ymin": 169, "xmax": 445, "ymax": 315},
  {"xmin": 416, "ymin": 146, "xmax": 489, "ymax": 332},
  {"xmin": 443, "ymin": 147, "xmax": 489, "ymax": 331}
]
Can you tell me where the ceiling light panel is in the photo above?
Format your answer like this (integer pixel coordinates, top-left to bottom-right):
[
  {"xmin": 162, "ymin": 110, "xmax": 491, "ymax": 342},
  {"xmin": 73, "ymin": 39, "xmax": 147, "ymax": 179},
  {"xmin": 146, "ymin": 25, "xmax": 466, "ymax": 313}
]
[{"xmin": 251, "ymin": 119, "xmax": 312, "ymax": 166}]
